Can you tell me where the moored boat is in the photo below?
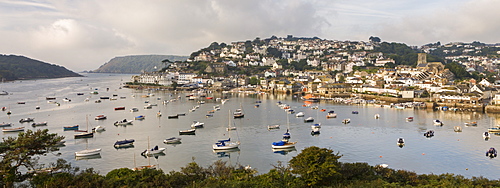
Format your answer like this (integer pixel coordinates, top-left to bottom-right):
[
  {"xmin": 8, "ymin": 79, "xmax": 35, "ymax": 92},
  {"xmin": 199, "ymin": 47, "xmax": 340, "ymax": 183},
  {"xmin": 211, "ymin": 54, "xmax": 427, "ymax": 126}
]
[
  {"xmin": 168, "ymin": 115, "xmax": 179, "ymax": 119},
  {"xmin": 424, "ymin": 130, "xmax": 434, "ymax": 137},
  {"xmin": 303, "ymin": 117, "xmax": 314, "ymax": 123},
  {"xmin": 2, "ymin": 127, "xmax": 24, "ymax": 132},
  {"xmin": 92, "ymin": 126, "xmax": 105, "ymax": 132},
  {"xmin": 267, "ymin": 124, "xmax": 280, "ymax": 130},
  {"xmin": 342, "ymin": 118, "xmax": 351, "ymax": 124},
  {"xmin": 191, "ymin": 121, "xmax": 204, "ymax": 128},
  {"xmin": 130, "ymin": 107, "xmax": 139, "ymax": 112},
  {"xmin": 19, "ymin": 118, "xmax": 34, "ymax": 123},
  {"xmin": 95, "ymin": 115, "xmax": 107, "ymax": 120},
  {"xmin": 141, "ymin": 145, "xmax": 166, "ymax": 156},
  {"xmin": 483, "ymin": 132, "xmax": 491, "ymax": 139},
  {"xmin": 134, "ymin": 115, "xmax": 145, "ymax": 120},
  {"xmin": 63, "ymin": 125, "xmax": 79, "ymax": 131},
  {"xmin": 397, "ymin": 137, "xmax": 405, "ymax": 147},
  {"xmin": 114, "ymin": 139, "xmax": 135, "ymax": 148},
  {"xmin": 31, "ymin": 122, "xmax": 48, "ymax": 127},
  {"xmin": 114, "ymin": 119, "xmax": 134, "ymax": 126},
  {"xmin": 454, "ymin": 126, "xmax": 462, "ymax": 132},
  {"xmin": 295, "ymin": 112, "xmax": 305, "ymax": 117},
  {"xmin": 0, "ymin": 123, "xmax": 12, "ymax": 127},
  {"xmin": 326, "ymin": 111, "xmax": 337, "ymax": 118},
  {"xmin": 164, "ymin": 137, "xmax": 182, "ymax": 144},
  {"xmin": 114, "ymin": 106, "xmax": 126, "ymax": 110},
  {"xmin": 486, "ymin": 147, "xmax": 497, "ymax": 158},
  {"xmin": 406, "ymin": 117, "xmax": 414, "ymax": 122},
  {"xmin": 75, "ymin": 148, "xmax": 101, "ymax": 157},
  {"xmin": 179, "ymin": 129, "xmax": 196, "ymax": 135},
  {"xmin": 433, "ymin": 119, "xmax": 443, "ymax": 126},
  {"xmin": 464, "ymin": 121, "xmax": 477, "ymax": 126}
]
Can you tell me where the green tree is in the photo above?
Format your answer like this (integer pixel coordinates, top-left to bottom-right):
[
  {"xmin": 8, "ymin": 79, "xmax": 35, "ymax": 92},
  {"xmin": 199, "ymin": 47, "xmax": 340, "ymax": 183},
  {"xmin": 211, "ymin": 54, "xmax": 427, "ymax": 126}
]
[
  {"xmin": 249, "ymin": 77, "xmax": 259, "ymax": 85},
  {"xmin": 289, "ymin": 146, "xmax": 342, "ymax": 186},
  {"xmin": 0, "ymin": 129, "xmax": 64, "ymax": 187}
]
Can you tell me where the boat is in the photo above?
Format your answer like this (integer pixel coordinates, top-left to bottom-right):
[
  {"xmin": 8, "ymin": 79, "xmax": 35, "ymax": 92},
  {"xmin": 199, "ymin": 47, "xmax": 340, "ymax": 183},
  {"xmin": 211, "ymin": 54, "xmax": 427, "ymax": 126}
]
[
  {"xmin": 35, "ymin": 106, "xmax": 40, "ymax": 110},
  {"xmin": 464, "ymin": 121, "xmax": 477, "ymax": 126},
  {"xmin": 483, "ymin": 132, "xmax": 491, "ymax": 139},
  {"xmin": 397, "ymin": 137, "xmax": 405, "ymax": 147},
  {"xmin": 286, "ymin": 109, "xmax": 294, "ymax": 114},
  {"xmin": 75, "ymin": 116, "xmax": 94, "ymax": 139},
  {"xmin": 295, "ymin": 112, "xmax": 305, "ymax": 117},
  {"xmin": 134, "ymin": 115, "xmax": 145, "ymax": 120},
  {"xmin": 374, "ymin": 114, "xmax": 380, "ymax": 119},
  {"xmin": 95, "ymin": 115, "xmax": 107, "ymax": 120},
  {"xmin": 433, "ymin": 119, "xmax": 443, "ymax": 126},
  {"xmin": 62, "ymin": 98, "xmax": 71, "ymax": 102},
  {"xmin": 191, "ymin": 121, "xmax": 204, "ymax": 128},
  {"xmin": 76, "ymin": 93, "xmax": 84, "ymax": 95},
  {"xmin": 168, "ymin": 115, "xmax": 179, "ymax": 119},
  {"xmin": 320, "ymin": 109, "xmax": 326, "ymax": 112},
  {"xmin": 406, "ymin": 117, "xmax": 414, "ymax": 122},
  {"xmin": 19, "ymin": 118, "xmax": 34, "ymax": 123},
  {"xmin": 141, "ymin": 145, "xmax": 166, "ymax": 156},
  {"xmin": 311, "ymin": 123, "xmax": 321, "ymax": 129},
  {"xmin": 130, "ymin": 107, "xmax": 139, "ymax": 112},
  {"xmin": 0, "ymin": 123, "xmax": 12, "ymax": 127},
  {"xmin": 114, "ymin": 139, "xmax": 135, "ymax": 148},
  {"xmin": 226, "ymin": 126, "xmax": 237, "ymax": 131},
  {"xmin": 157, "ymin": 111, "xmax": 162, "ymax": 117},
  {"xmin": 424, "ymin": 130, "xmax": 434, "ymax": 137},
  {"xmin": 114, "ymin": 119, "xmax": 134, "ymax": 126},
  {"xmin": 486, "ymin": 147, "xmax": 497, "ymax": 158},
  {"xmin": 92, "ymin": 126, "xmax": 105, "ymax": 132},
  {"xmin": 304, "ymin": 117, "xmax": 314, "ymax": 123},
  {"xmin": 99, "ymin": 96, "xmax": 110, "ymax": 100},
  {"xmin": 179, "ymin": 129, "xmax": 196, "ymax": 135},
  {"xmin": 272, "ymin": 113, "xmax": 296, "ymax": 149},
  {"xmin": 342, "ymin": 118, "xmax": 351, "ymax": 124},
  {"xmin": 2, "ymin": 127, "xmax": 24, "ymax": 132},
  {"xmin": 114, "ymin": 106, "xmax": 126, "ymax": 110},
  {"xmin": 311, "ymin": 127, "xmax": 320, "ymax": 135},
  {"xmin": 31, "ymin": 122, "xmax": 48, "ymax": 127},
  {"xmin": 454, "ymin": 126, "xmax": 463, "ymax": 132},
  {"xmin": 144, "ymin": 104, "xmax": 152, "ymax": 109},
  {"xmin": 488, "ymin": 127, "xmax": 500, "ymax": 133},
  {"xmin": 46, "ymin": 97, "xmax": 56, "ymax": 100},
  {"xmin": 326, "ymin": 111, "xmax": 337, "ymax": 118},
  {"xmin": 94, "ymin": 100, "xmax": 101, "ymax": 103},
  {"xmin": 163, "ymin": 137, "xmax": 182, "ymax": 144},
  {"xmin": 75, "ymin": 148, "xmax": 101, "ymax": 157},
  {"xmin": 213, "ymin": 110, "xmax": 240, "ymax": 150},
  {"xmin": 177, "ymin": 113, "xmax": 186, "ymax": 116},
  {"xmin": 267, "ymin": 124, "xmax": 280, "ymax": 130},
  {"xmin": 0, "ymin": 91, "xmax": 8, "ymax": 95},
  {"xmin": 352, "ymin": 111, "xmax": 359, "ymax": 114},
  {"xmin": 233, "ymin": 109, "xmax": 244, "ymax": 118}
]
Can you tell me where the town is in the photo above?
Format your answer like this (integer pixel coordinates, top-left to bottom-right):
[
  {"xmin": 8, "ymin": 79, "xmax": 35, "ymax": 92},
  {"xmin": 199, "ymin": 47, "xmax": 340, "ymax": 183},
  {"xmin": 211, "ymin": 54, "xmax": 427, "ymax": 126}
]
[{"xmin": 128, "ymin": 36, "xmax": 500, "ymax": 112}]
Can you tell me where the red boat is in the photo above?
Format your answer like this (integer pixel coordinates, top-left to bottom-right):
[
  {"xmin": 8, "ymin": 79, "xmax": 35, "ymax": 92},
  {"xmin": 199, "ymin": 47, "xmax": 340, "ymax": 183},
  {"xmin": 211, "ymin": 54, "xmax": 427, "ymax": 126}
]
[{"xmin": 114, "ymin": 106, "xmax": 126, "ymax": 110}]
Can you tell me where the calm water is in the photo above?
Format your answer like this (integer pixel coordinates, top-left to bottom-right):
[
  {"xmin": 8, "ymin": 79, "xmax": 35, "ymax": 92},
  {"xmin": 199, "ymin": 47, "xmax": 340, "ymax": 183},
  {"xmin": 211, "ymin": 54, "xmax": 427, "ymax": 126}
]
[{"xmin": 1, "ymin": 73, "xmax": 500, "ymax": 180}]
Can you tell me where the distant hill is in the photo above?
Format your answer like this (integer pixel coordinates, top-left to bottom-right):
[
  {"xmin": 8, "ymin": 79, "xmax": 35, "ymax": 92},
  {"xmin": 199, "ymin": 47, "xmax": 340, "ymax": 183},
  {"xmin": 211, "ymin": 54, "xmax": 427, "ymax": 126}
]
[
  {"xmin": 92, "ymin": 55, "xmax": 188, "ymax": 74},
  {"xmin": 0, "ymin": 54, "xmax": 81, "ymax": 81}
]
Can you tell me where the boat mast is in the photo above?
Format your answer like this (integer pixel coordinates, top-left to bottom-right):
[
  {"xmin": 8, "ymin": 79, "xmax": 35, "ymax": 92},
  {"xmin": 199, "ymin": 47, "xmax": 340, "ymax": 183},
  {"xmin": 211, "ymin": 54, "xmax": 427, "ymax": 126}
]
[{"xmin": 228, "ymin": 110, "xmax": 231, "ymax": 139}]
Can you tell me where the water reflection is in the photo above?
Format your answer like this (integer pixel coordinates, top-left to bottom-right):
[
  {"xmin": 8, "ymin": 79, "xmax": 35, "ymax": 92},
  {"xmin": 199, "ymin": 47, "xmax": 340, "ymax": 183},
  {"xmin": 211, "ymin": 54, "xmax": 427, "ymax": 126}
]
[
  {"xmin": 213, "ymin": 148, "xmax": 240, "ymax": 158},
  {"xmin": 272, "ymin": 148, "xmax": 297, "ymax": 155}
]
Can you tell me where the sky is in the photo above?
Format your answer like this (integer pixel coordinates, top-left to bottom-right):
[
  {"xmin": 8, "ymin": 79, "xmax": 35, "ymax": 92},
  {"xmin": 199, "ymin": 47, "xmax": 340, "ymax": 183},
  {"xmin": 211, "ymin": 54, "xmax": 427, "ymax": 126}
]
[{"xmin": 0, "ymin": 0, "xmax": 499, "ymax": 72}]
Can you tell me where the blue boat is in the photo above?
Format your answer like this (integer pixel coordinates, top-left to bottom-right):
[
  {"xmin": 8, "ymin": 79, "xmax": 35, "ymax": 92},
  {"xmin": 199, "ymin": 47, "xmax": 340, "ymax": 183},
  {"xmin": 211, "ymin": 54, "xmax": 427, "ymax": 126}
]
[
  {"xmin": 63, "ymin": 125, "xmax": 79, "ymax": 131},
  {"xmin": 114, "ymin": 139, "xmax": 135, "ymax": 148}
]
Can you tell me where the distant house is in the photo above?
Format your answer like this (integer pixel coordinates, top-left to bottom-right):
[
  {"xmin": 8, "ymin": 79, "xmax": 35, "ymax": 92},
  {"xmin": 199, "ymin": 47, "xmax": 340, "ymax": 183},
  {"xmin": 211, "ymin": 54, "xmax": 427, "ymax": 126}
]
[{"xmin": 204, "ymin": 63, "xmax": 227, "ymax": 73}]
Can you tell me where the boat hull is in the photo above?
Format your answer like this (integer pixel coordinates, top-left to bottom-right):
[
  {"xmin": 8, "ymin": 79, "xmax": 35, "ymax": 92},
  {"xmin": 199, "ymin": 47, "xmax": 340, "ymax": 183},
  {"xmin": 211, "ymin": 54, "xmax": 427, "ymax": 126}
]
[{"xmin": 75, "ymin": 148, "xmax": 101, "ymax": 157}]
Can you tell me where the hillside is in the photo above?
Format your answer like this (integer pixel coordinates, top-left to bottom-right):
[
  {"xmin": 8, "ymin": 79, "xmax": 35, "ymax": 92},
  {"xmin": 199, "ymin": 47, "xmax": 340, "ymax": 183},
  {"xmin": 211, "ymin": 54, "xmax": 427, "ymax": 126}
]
[
  {"xmin": 0, "ymin": 54, "xmax": 81, "ymax": 81},
  {"xmin": 92, "ymin": 55, "xmax": 188, "ymax": 74}
]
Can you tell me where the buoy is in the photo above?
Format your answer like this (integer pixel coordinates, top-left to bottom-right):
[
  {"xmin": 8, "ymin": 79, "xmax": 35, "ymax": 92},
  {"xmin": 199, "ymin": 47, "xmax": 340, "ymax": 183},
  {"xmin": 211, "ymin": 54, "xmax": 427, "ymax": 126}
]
[
  {"xmin": 466, "ymin": 168, "xmax": 468, "ymax": 170},
  {"xmin": 379, "ymin": 156, "xmax": 382, "ymax": 158},
  {"xmin": 422, "ymin": 153, "xmax": 425, "ymax": 155}
]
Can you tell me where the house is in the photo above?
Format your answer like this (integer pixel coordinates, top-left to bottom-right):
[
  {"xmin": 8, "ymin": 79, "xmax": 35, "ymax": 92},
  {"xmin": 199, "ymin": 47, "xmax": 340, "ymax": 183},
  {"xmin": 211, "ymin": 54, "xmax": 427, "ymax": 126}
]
[{"xmin": 317, "ymin": 84, "xmax": 351, "ymax": 95}]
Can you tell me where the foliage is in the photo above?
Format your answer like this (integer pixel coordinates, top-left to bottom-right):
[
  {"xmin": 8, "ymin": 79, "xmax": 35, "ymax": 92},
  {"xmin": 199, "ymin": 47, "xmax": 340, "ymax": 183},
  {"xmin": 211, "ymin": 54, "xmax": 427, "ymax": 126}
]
[
  {"xmin": 445, "ymin": 62, "xmax": 471, "ymax": 80},
  {"xmin": 0, "ymin": 55, "xmax": 82, "ymax": 81},
  {"xmin": 249, "ymin": 77, "xmax": 259, "ymax": 85},
  {"xmin": 289, "ymin": 146, "xmax": 342, "ymax": 186},
  {"xmin": 0, "ymin": 129, "xmax": 64, "ymax": 186}
]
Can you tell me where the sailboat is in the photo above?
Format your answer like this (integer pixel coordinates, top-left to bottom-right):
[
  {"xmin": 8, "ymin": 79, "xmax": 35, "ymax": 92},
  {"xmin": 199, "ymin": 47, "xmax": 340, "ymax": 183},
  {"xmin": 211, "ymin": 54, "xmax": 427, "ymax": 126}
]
[
  {"xmin": 74, "ymin": 115, "xmax": 94, "ymax": 139},
  {"xmin": 272, "ymin": 113, "xmax": 297, "ymax": 149},
  {"xmin": 75, "ymin": 121, "xmax": 101, "ymax": 157},
  {"xmin": 233, "ymin": 103, "xmax": 244, "ymax": 118},
  {"xmin": 141, "ymin": 136, "xmax": 166, "ymax": 156},
  {"xmin": 213, "ymin": 110, "xmax": 240, "ymax": 150}
]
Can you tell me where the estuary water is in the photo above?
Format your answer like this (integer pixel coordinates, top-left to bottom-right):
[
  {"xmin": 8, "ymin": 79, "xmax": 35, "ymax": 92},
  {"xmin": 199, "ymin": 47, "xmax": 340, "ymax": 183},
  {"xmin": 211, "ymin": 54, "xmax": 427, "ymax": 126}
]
[{"xmin": 1, "ymin": 73, "xmax": 500, "ymax": 180}]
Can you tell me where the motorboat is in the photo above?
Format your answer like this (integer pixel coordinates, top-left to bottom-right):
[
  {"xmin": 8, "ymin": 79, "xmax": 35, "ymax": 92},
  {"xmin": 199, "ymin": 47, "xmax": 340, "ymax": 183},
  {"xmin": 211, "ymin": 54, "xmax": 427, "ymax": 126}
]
[
  {"xmin": 374, "ymin": 114, "xmax": 380, "ymax": 119},
  {"xmin": 486, "ymin": 147, "xmax": 497, "ymax": 158},
  {"xmin": 352, "ymin": 111, "xmax": 359, "ymax": 114},
  {"xmin": 488, "ymin": 127, "xmax": 500, "ymax": 133},
  {"xmin": 326, "ymin": 111, "xmax": 337, "ymax": 118},
  {"xmin": 483, "ymin": 132, "xmax": 491, "ymax": 139},
  {"xmin": 63, "ymin": 125, "xmax": 79, "ymax": 131},
  {"xmin": 304, "ymin": 117, "xmax": 314, "ymax": 123},
  {"xmin": 295, "ymin": 112, "xmax": 305, "ymax": 117},
  {"xmin": 226, "ymin": 127, "xmax": 237, "ymax": 131},
  {"xmin": 95, "ymin": 115, "xmax": 107, "ymax": 120},
  {"xmin": 2, "ymin": 127, "xmax": 24, "ymax": 132},
  {"xmin": 454, "ymin": 126, "xmax": 462, "ymax": 132},
  {"xmin": 75, "ymin": 148, "xmax": 101, "ymax": 157},
  {"xmin": 233, "ymin": 109, "xmax": 244, "ymax": 118},
  {"xmin": 179, "ymin": 129, "xmax": 196, "ymax": 135},
  {"xmin": 114, "ymin": 106, "xmax": 125, "ymax": 110},
  {"xmin": 267, "ymin": 124, "xmax": 280, "ymax": 130},
  {"xmin": 164, "ymin": 137, "xmax": 182, "ymax": 144},
  {"xmin": 464, "ymin": 121, "xmax": 477, "ymax": 127},
  {"xmin": 406, "ymin": 117, "xmax": 414, "ymax": 122},
  {"xmin": 168, "ymin": 115, "xmax": 179, "ymax": 119},
  {"xmin": 114, "ymin": 119, "xmax": 134, "ymax": 126},
  {"xmin": 191, "ymin": 121, "xmax": 204, "ymax": 128},
  {"xmin": 311, "ymin": 126, "xmax": 320, "ymax": 135},
  {"xmin": 433, "ymin": 119, "xmax": 443, "ymax": 126},
  {"xmin": 114, "ymin": 139, "xmax": 135, "ymax": 148},
  {"xmin": 397, "ymin": 137, "xmax": 405, "ymax": 147},
  {"xmin": 92, "ymin": 126, "xmax": 105, "ymax": 132},
  {"xmin": 19, "ymin": 118, "xmax": 34, "ymax": 123},
  {"xmin": 130, "ymin": 107, "xmax": 139, "ymax": 112},
  {"xmin": 424, "ymin": 130, "xmax": 434, "ymax": 137},
  {"xmin": 311, "ymin": 123, "xmax": 321, "ymax": 129},
  {"xmin": 31, "ymin": 122, "xmax": 48, "ymax": 127},
  {"xmin": 342, "ymin": 118, "xmax": 351, "ymax": 124},
  {"xmin": 134, "ymin": 115, "xmax": 145, "ymax": 120},
  {"xmin": 144, "ymin": 104, "xmax": 152, "ymax": 109},
  {"xmin": 62, "ymin": 98, "xmax": 71, "ymax": 102},
  {"xmin": 141, "ymin": 145, "xmax": 166, "ymax": 156},
  {"xmin": 286, "ymin": 109, "xmax": 295, "ymax": 114}
]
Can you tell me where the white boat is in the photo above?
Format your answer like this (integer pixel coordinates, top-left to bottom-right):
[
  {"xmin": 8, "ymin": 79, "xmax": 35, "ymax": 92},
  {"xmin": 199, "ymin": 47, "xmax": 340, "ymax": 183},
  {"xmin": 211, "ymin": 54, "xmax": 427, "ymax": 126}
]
[
  {"xmin": 406, "ymin": 117, "xmax": 414, "ymax": 122},
  {"xmin": 142, "ymin": 145, "xmax": 166, "ymax": 156},
  {"xmin": 2, "ymin": 127, "xmax": 24, "ymax": 132},
  {"xmin": 267, "ymin": 124, "xmax": 280, "ymax": 130},
  {"xmin": 213, "ymin": 110, "xmax": 240, "ymax": 150},
  {"xmin": 311, "ymin": 126, "xmax": 320, "ymax": 135},
  {"xmin": 433, "ymin": 119, "xmax": 443, "ymax": 126},
  {"xmin": 19, "ymin": 117, "xmax": 34, "ymax": 123},
  {"xmin": 454, "ymin": 126, "xmax": 462, "ymax": 132},
  {"xmin": 342, "ymin": 118, "xmax": 351, "ymax": 124},
  {"xmin": 31, "ymin": 122, "xmax": 48, "ymax": 127},
  {"xmin": 226, "ymin": 127, "xmax": 237, "ymax": 131},
  {"xmin": 483, "ymin": 132, "xmax": 491, "ymax": 139},
  {"xmin": 75, "ymin": 148, "xmax": 101, "ymax": 157},
  {"xmin": 326, "ymin": 111, "xmax": 336, "ymax": 118},
  {"xmin": 374, "ymin": 114, "xmax": 380, "ymax": 119},
  {"xmin": 464, "ymin": 121, "xmax": 477, "ymax": 126},
  {"xmin": 164, "ymin": 137, "xmax": 182, "ymax": 144},
  {"xmin": 179, "ymin": 129, "xmax": 196, "ymax": 135},
  {"xmin": 233, "ymin": 104, "xmax": 245, "ymax": 118},
  {"xmin": 92, "ymin": 126, "xmax": 105, "ymax": 132},
  {"xmin": 114, "ymin": 119, "xmax": 134, "ymax": 126},
  {"xmin": 191, "ymin": 121, "xmax": 204, "ymax": 128},
  {"xmin": 397, "ymin": 137, "xmax": 405, "ymax": 147},
  {"xmin": 130, "ymin": 107, "xmax": 139, "ymax": 112},
  {"xmin": 0, "ymin": 91, "xmax": 8, "ymax": 95},
  {"xmin": 295, "ymin": 112, "xmax": 305, "ymax": 117},
  {"xmin": 95, "ymin": 115, "xmax": 106, "ymax": 120},
  {"xmin": 311, "ymin": 123, "xmax": 321, "ymax": 129},
  {"xmin": 272, "ymin": 113, "xmax": 296, "ymax": 149},
  {"xmin": 144, "ymin": 104, "xmax": 152, "ymax": 109},
  {"xmin": 304, "ymin": 117, "xmax": 314, "ymax": 122}
]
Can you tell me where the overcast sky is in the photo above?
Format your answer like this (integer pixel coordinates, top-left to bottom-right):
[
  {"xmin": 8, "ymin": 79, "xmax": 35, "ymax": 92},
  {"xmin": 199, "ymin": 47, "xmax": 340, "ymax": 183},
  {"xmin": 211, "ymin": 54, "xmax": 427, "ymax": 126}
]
[{"xmin": 0, "ymin": 0, "xmax": 498, "ymax": 72}]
